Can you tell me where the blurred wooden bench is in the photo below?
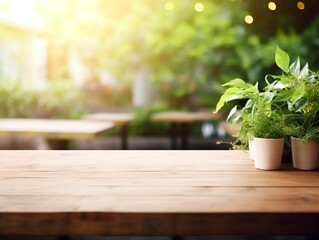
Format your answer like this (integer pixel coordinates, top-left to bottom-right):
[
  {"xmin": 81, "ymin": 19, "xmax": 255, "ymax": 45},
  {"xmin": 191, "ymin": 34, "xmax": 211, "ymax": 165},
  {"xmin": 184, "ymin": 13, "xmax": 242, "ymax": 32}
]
[
  {"xmin": 82, "ymin": 113, "xmax": 135, "ymax": 150},
  {"xmin": 152, "ymin": 111, "xmax": 223, "ymax": 149},
  {"xmin": 0, "ymin": 118, "xmax": 114, "ymax": 149}
]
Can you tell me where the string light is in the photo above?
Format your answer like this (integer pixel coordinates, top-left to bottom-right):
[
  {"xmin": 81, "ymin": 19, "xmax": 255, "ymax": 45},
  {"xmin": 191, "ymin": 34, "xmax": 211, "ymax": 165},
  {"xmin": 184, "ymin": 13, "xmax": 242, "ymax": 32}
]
[
  {"xmin": 194, "ymin": 2, "xmax": 204, "ymax": 12},
  {"xmin": 245, "ymin": 15, "xmax": 254, "ymax": 24},
  {"xmin": 297, "ymin": 1, "xmax": 305, "ymax": 10},
  {"xmin": 268, "ymin": 2, "xmax": 276, "ymax": 11}
]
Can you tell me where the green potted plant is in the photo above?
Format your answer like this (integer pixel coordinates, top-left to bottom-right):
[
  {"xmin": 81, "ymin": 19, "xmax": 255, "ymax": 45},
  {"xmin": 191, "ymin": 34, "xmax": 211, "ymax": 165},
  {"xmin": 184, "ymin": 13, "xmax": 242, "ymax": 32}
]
[
  {"xmin": 215, "ymin": 46, "xmax": 319, "ymax": 170},
  {"xmin": 215, "ymin": 47, "xmax": 300, "ymax": 169},
  {"xmin": 247, "ymin": 100, "xmax": 286, "ymax": 170},
  {"xmin": 289, "ymin": 113, "xmax": 319, "ymax": 170},
  {"xmin": 215, "ymin": 78, "xmax": 286, "ymax": 170},
  {"xmin": 268, "ymin": 47, "xmax": 319, "ymax": 170},
  {"xmin": 214, "ymin": 78, "xmax": 260, "ymax": 159}
]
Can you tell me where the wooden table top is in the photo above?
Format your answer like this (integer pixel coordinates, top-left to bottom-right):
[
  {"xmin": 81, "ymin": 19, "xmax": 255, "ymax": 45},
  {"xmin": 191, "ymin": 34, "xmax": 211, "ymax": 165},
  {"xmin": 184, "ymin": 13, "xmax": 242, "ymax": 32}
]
[
  {"xmin": 82, "ymin": 113, "xmax": 135, "ymax": 125},
  {"xmin": 0, "ymin": 118, "xmax": 114, "ymax": 140},
  {"xmin": 152, "ymin": 111, "xmax": 223, "ymax": 123},
  {"xmin": 1, "ymin": 150, "xmax": 318, "ymax": 236}
]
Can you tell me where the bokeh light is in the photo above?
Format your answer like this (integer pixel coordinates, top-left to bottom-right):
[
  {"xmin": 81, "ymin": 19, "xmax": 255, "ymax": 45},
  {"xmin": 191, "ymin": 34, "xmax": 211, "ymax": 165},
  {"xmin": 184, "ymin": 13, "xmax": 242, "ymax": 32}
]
[
  {"xmin": 194, "ymin": 2, "xmax": 204, "ymax": 12},
  {"xmin": 297, "ymin": 1, "xmax": 305, "ymax": 10},
  {"xmin": 245, "ymin": 15, "xmax": 254, "ymax": 24},
  {"xmin": 164, "ymin": 1, "xmax": 174, "ymax": 11},
  {"xmin": 268, "ymin": 2, "xmax": 276, "ymax": 11}
]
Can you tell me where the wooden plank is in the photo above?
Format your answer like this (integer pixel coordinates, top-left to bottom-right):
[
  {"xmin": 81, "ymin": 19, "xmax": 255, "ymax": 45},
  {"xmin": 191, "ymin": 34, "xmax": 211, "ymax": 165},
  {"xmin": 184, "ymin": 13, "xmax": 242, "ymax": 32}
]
[
  {"xmin": 0, "ymin": 150, "xmax": 255, "ymax": 172},
  {"xmin": 151, "ymin": 111, "xmax": 223, "ymax": 123},
  {"xmin": 1, "ymin": 187, "xmax": 319, "ymax": 212},
  {"xmin": 83, "ymin": 113, "xmax": 135, "ymax": 125},
  {"xmin": 0, "ymin": 150, "xmax": 250, "ymax": 163},
  {"xmin": 1, "ymin": 171, "xmax": 319, "ymax": 187},
  {"xmin": 1, "ymin": 212, "xmax": 318, "ymax": 236},
  {"xmin": 0, "ymin": 186, "xmax": 319, "ymax": 211},
  {"xmin": 0, "ymin": 119, "xmax": 114, "ymax": 139},
  {"xmin": 1, "ymin": 150, "xmax": 319, "ymax": 236}
]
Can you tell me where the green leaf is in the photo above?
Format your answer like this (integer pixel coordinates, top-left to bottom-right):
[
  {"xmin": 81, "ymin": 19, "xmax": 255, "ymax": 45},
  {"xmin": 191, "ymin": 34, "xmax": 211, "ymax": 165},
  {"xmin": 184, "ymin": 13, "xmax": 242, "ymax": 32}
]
[
  {"xmin": 291, "ymin": 82, "xmax": 305, "ymax": 105},
  {"xmin": 289, "ymin": 57, "xmax": 300, "ymax": 78},
  {"xmin": 215, "ymin": 87, "xmax": 241, "ymax": 112},
  {"xmin": 242, "ymin": 85, "xmax": 259, "ymax": 94},
  {"xmin": 215, "ymin": 94, "xmax": 227, "ymax": 113},
  {"xmin": 227, "ymin": 94, "xmax": 244, "ymax": 101},
  {"xmin": 275, "ymin": 46, "xmax": 290, "ymax": 73},
  {"xmin": 226, "ymin": 105, "xmax": 238, "ymax": 122},
  {"xmin": 294, "ymin": 99, "xmax": 308, "ymax": 112},
  {"xmin": 299, "ymin": 63, "xmax": 309, "ymax": 79},
  {"xmin": 273, "ymin": 81, "xmax": 287, "ymax": 90},
  {"xmin": 263, "ymin": 92, "xmax": 275, "ymax": 104},
  {"xmin": 222, "ymin": 78, "xmax": 248, "ymax": 88},
  {"xmin": 274, "ymin": 89, "xmax": 294, "ymax": 103}
]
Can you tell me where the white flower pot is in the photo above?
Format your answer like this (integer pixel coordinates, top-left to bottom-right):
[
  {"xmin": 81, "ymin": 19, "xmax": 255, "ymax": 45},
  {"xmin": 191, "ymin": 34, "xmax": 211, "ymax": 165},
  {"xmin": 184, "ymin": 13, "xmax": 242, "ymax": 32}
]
[
  {"xmin": 253, "ymin": 137, "xmax": 284, "ymax": 170},
  {"xmin": 249, "ymin": 139, "xmax": 255, "ymax": 161},
  {"xmin": 291, "ymin": 137, "xmax": 319, "ymax": 170}
]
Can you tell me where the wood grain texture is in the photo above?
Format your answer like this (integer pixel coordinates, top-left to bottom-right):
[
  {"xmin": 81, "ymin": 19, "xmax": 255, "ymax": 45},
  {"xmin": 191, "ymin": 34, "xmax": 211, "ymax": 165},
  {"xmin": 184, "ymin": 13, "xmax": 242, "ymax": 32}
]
[
  {"xmin": 0, "ymin": 119, "xmax": 114, "ymax": 139},
  {"xmin": 151, "ymin": 111, "xmax": 223, "ymax": 123},
  {"xmin": 0, "ymin": 150, "xmax": 319, "ymax": 236},
  {"xmin": 82, "ymin": 113, "xmax": 135, "ymax": 125}
]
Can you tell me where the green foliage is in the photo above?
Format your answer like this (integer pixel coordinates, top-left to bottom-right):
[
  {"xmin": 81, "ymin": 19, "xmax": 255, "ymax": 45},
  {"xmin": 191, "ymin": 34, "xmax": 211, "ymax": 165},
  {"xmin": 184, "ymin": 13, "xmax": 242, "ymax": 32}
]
[
  {"xmin": 266, "ymin": 47, "xmax": 319, "ymax": 142},
  {"xmin": 40, "ymin": 81, "xmax": 87, "ymax": 119},
  {"xmin": 129, "ymin": 102, "xmax": 172, "ymax": 136},
  {"xmin": 275, "ymin": 46, "xmax": 290, "ymax": 73},
  {"xmin": 215, "ymin": 45, "xmax": 319, "ymax": 150},
  {"xmin": 36, "ymin": 1, "xmax": 319, "ymax": 119},
  {"xmin": 0, "ymin": 81, "xmax": 39, "ymax": 118},
  {"xmin": 0, "ymin": 80, "xmax": 86, "ymax": 119},
  {"xmin": 215, "ymin": 78, "xmax": 259, "ymax": 115},
  {"xmin": 37, "ymin": 0, "xmax": 250, "ymax": 108},
  {"xmin": 284, "ymin": 113, "xmax": 319, "ymax": 142},
  {"xmin": 249, "ymin": 108, "xmax": 285, "ymax": 139}
]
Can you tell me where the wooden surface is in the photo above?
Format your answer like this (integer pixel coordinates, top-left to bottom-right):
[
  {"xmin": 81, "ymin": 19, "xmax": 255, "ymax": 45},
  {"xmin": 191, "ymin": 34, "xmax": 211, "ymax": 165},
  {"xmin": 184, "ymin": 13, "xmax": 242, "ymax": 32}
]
[
  {"xmin": 0, "ymin": 118, "xmax": 114, "ymax": 139},
  {"xmin": 0, "ymin": 150, "xmax": 319, "ymax": 236},
  {"xmin": 151, "ymin": 111, "xmax": 223, "ymax": 123},
  {"xmin": 83, "ymin": 113, "xmax": 135, "ymax": 125}
]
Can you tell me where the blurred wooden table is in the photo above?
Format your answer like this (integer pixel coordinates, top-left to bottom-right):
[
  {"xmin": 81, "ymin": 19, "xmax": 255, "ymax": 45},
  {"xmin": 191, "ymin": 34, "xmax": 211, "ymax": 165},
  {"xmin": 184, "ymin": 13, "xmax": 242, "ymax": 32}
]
[
  {"xmin": 152, "ymin": 111, "xmax": 223, "ymax": 149},
  {"xmin": 0, "ymin": 150, "xmax": 319, "ymax": 236},
  {"xmin": 0, "ymin": 118, "xmax": 114, "ymax": 149},
  {"xmin": 83, "ymin": 113, "xmax": 135, "ymax": 150}
]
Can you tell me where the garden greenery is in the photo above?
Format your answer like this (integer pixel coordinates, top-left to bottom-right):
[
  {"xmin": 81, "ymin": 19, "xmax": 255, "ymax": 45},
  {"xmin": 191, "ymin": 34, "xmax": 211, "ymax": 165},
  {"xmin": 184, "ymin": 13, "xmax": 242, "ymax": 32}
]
[{"xmin": 215, "ymin": 46, "xmax": 319, "ymax": 149}]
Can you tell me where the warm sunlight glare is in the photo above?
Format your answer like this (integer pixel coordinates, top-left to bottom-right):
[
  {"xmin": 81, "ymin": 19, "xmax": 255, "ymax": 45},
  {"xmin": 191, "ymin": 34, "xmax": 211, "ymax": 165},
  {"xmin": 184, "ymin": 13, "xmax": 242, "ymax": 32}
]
[
  {"xmin": 194, "ymin": 2, "xmax": 204, "ymax": 12},
  {"xmin": 0, "ymin": 0, "xmax": 42, "ymax": 29},
  {"xmin": 268, "ymin": 2, "xmax": 276, "ymax": 11},
  {"xmin": 245, "ymin": 15, "xmax": 253, "ymax": 24},
  {"xmin": 164, "ymin": 1, "xmax": 174, "ymax": 11}
]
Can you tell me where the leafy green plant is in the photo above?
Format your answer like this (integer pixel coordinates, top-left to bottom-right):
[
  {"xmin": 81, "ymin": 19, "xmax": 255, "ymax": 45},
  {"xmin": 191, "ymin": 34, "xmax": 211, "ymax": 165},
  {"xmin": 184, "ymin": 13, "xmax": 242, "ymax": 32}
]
[
  {"xmin": 267, "ymin": 47, "xmax": 319, "ymax": 142},
  {"xmin": 0, "ymin": 80, "xmax": 86, "ymax": 119},
  {"xmin": 215, "ymin": 46, "xmax": 310, "ymax": 149},
  {"xmin": 231, "ymin": 98, "xmax": 287, "ymax": 150},
  {"xmin": 0, "ymin": 81, "xmax": 39, "ymax": 118}
]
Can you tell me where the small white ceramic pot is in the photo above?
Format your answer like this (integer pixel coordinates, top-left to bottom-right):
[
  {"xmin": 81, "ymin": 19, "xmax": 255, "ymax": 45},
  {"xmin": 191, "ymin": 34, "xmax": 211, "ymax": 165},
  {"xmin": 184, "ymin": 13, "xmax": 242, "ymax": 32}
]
[
  {"xmin": 291, "ymin": 137, "xmax": 319, "ymax": 170},
  {"xmin": 249, "ymin": 139, "xmax": 255, "ymax": 161},
  {"xmin": 253, "ymin": 137, "xmax": 285, "ymax": 170}
]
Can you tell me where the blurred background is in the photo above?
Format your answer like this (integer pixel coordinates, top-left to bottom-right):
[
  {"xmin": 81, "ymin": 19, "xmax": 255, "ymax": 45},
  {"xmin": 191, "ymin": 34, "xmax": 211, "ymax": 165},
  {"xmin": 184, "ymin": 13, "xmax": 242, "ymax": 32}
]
[{"xmin": 0, "ymin": 0, "xmax": 319, "ymax": 150}]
